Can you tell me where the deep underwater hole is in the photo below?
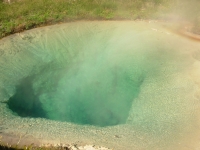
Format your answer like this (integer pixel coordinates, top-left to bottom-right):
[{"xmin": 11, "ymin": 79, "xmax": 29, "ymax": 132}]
[
  {"xmin": 4, "ymin": 22, "xmax": 151, "ymax": 127},
  {"xmin": 7, "ymin": 76, "xmax": 47, "ymax": 118},
  {"xmin": 7, "ymin": 61, "xmax": 144, "ymax": 127}
]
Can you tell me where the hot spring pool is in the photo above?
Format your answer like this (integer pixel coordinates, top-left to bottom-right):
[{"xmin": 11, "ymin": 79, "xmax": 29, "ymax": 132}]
[{"xmin": 0, "ymin": 21, "xmax": 200, "ymax": 149}]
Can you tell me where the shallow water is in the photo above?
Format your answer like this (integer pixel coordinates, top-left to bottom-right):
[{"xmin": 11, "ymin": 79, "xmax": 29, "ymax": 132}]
[{"xmin": 1, "ymin": 21, "xmax": 200, "ymax": 149}]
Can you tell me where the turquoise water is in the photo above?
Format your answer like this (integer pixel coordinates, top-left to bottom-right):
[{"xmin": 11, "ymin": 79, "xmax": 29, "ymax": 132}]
[
  {"xmin": 8, "ymin": 52, "xmax": 144, "ymax": 126},
  {"xmin": 1, "ymin": 21, "xmax": 200, "ymax": 149},
  {"xmin": 7, "ymin": 22, "xmax": 148, "ymax": 126}
]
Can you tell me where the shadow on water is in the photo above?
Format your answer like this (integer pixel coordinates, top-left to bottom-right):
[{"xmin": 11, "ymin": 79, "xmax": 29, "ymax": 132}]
[{"xmin": 7, "ymin": 76, "xmax": 47, "ymax": 118}]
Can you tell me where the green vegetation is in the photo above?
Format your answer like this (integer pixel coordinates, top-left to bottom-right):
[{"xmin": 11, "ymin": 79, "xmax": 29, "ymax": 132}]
[{"xmin": 0, "ymin": 0, "xmax": 170, "ymax": 38}]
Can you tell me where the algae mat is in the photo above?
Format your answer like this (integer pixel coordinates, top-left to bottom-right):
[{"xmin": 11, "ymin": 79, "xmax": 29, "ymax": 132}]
[{"xmin": 0, "ymin": 21, "xmax": 200, "ymax": 149}]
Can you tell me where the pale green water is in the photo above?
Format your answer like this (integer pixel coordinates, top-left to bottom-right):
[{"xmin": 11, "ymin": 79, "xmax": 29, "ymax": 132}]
[{"xmin": 1, "ymin": 21, "xmax": 200, "ymax": 149}]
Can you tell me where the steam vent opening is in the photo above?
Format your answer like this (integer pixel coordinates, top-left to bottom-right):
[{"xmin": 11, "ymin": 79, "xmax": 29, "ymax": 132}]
[
  {"xmin": 7, "ymin": 60, "xmax": 143, "ymax": 127},
  {"xmin": 5, "ymin": 21, "xmax": 148, "ymax": 127},
  {"xmin": 1, "ymin": 21, "xmax": 200, "ymax": 149}
]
